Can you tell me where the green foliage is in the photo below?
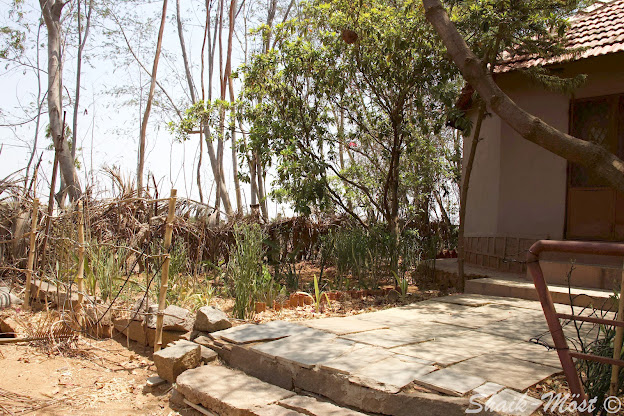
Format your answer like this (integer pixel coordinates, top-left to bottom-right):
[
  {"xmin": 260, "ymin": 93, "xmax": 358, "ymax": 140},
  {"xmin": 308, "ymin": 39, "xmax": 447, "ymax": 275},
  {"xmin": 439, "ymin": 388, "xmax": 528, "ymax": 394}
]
[
  {"xmin": 313, "ymin": 274, "xmax": 331, "ymax": 313},
  {"xmin": 255, "ymin": 264, "xmax": 283, "ymax": 307},
  {"xmin": 227, "ymin": 223, "xmax": 265, "ymax": 319},
  {"xmin": 320, "ymin": 225, "xmax": 425, "ymax": 290},
  {"xmin": 240, "ymin": 0, "xmax": 457, "ymax": 225},
  {"xmin": 85, "ymin": 242, "xmax": 127, "ymax": 303}
]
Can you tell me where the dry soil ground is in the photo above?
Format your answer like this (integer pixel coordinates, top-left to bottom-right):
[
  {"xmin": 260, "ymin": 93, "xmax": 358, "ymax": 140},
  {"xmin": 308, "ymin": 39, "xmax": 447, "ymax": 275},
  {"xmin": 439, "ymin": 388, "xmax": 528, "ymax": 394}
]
[{"xmin": 0, "ymin": 334, "xmax": 201, "ymax": 416}]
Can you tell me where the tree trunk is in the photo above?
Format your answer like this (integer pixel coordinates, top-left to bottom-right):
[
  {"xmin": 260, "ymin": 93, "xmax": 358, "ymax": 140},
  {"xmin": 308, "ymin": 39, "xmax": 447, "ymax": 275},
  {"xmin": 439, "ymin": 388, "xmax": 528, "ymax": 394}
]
[
  {"xmin": 39, "ymin": 0, "xmax": 82, "ymax": 203},
  {"xmin": 176, "ymin": 0, "xmax": 196, "ymax": 102},
  {"xmin": 72, "ymin": 0, "xmax": 94, "ymax": 159},
  {"xmin": 24, "ymin": 20, "xmax": 44, "ymax": 194},
  {"xmin": 457, "ymin": 102, "xmax": 486, "ymax": 292},
  {"xmin": 256, "ymin": 153, "xmax": 268, "ymax": 219},
  {"xmin": 422, "ymin": 0, "xmax": 624, "ymax": 193},
  {"xmin": 137, "ymin": 0, "xmax": 168, "ymax": 197}
]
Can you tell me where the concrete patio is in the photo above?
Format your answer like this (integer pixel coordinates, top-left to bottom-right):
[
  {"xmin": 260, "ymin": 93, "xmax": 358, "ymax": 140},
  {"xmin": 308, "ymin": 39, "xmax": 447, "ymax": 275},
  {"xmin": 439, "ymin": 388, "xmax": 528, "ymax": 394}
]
[{"xmin": 171, "ymin": 292, "xmax": 607, "ymax": 415}]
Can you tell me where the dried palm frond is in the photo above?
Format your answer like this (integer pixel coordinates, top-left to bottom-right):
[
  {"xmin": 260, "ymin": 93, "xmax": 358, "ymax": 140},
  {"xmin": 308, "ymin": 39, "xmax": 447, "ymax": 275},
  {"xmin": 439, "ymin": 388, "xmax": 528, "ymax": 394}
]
[{"xmin": 0, "ymin": 387, "xmax": 56, "ymax": 415}]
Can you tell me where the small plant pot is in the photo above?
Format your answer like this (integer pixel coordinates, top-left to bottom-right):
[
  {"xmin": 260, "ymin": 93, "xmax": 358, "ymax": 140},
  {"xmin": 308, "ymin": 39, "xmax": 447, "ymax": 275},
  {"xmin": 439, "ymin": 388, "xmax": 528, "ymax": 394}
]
[
  {"xmin": 303, "ymin": 295, "xmax": 313, "ymax": 306},
  {"xmin": 283, "ymin": 300, "xmax": 291, "ymax": 309},
  {"xmin": 255, "ymin": 302, "xmax": 266, "ymax": 313},
  {"xmin": 273, "ymin": 300, "xmax": 282, "ymax": 311},
  {"xmin": 289, "ymin": 294, "xmax": 298, "ymax": 308}
]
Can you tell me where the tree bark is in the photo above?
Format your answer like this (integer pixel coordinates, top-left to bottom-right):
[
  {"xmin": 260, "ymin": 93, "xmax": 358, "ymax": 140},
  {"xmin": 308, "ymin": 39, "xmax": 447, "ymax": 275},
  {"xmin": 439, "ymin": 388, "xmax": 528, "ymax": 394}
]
[
  {"xmin": 39, "ymin": 0, "xmax": 82, "ymax": 203},
  {"xmin": 457, "ymin": 102, "xmax": 486, "ymax": 292},
  {"xmin": 176, "ymin": 0, "xmax": 196, "ymax": 102},
  {"xmin": 422, "ymin": 0, "xmax": 624, "ymax": 193},
  {"xmin": 137, "ymin": 0, "xmax": 168, "ymax": 197},
  {"xmin": 72, "ymin": 0, "xmax": 94, "ymax": 159},
  {"xmin": 225, "ymin": 0, "xmax": 243, "ymax": 213}
]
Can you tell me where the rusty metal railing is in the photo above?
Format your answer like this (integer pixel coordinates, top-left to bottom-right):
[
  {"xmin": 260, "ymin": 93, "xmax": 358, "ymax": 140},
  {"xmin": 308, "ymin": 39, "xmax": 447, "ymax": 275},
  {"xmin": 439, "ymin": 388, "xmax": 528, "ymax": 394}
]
[{"xmin": 527, "ymin": 240, "xmax": 624, "ymax": 411}]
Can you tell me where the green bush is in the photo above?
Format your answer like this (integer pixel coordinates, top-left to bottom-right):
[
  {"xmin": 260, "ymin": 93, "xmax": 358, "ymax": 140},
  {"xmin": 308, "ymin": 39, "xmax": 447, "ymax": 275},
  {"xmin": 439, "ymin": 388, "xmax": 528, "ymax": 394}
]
[{"xmin": 227, "ymin": 223, "xmax": 265, "ymax": 319}]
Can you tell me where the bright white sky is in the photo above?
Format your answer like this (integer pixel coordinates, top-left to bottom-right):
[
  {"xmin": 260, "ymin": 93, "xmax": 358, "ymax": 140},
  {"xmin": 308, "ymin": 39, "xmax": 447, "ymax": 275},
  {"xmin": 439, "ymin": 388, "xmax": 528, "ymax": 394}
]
[{"xmin": 0, "ymin": 0, "xmax": 289, "ymax": 216}]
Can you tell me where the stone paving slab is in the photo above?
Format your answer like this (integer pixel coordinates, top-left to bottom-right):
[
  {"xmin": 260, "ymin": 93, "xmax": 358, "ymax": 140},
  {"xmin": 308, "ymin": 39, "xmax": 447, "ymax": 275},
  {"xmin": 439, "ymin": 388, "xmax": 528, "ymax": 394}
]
[
  {"xmin": 392, "ymin": 330, "xmax": 523, "ymax": 364},
  {"xmin": 211, "ymin": 320, "xmax": 317, "ymax": 344},
  {"xmin": 319, "ymin": 344, "xmax": 396, "ymax": 374},
  {"xmin": 251, "ymin": 331, "xmax": 356, "ymax": 368},
  {"xmin": 485, "ymin": 389, "xmax": 543, "ymax": 416},
  {"xmin": 252, "ymin": 404, "xmax": 305, "ymax": 416},
  {"xmin": 414, "ymin": 368, "xmax": 486, "ymax": 397},
  {"xmin": 279, "ymin": 395, "xmax": 367, "ymax": 416},
  {"xmin": 302, "ymin": 316, "xmax": 389, "ymax": 335},
  {"xmin": 434, "ymin": 294, "xmax": 496, "ymax": 307},
  {"xmin": 472, "ymin": 382, "xmax": 505, "ymax": 399},
  {"xmin": 502, "ymin": 342, "xmax": 563, "ymax": 369},
  {"xmin": 352, "ymin": 302, "xmax": 474, "ymax": 327},
  {"xmin": 443, "ymin": 354, "xmax": 561, "ymax": 391},
  {"xmin": 340, "ymin": 322, "xmax": 467, "ymax": 348},
  {"xmin": 349, "ymin": 356, "xmax": 436, "ymax": 393},
  {"xmin": 391, "ymin": 342, "xmax": 473, "ymax": 366},
  {"xmin": 428, "ymin": 304, "xmax": 524, "ymax": 329},
  {"xmin": 474, "ymin": 314, "xmax": 550, "ymax": 342},
  {"xmin": 176, "ymin": 365, "xmax": 296, "ymax": 414}
]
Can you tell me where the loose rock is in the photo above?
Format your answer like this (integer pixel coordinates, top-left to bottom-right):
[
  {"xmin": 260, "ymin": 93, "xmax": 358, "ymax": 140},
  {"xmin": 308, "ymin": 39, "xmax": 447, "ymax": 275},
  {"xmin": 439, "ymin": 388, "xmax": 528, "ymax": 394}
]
[
  {"xmin": 153, "ymin": 340, "xmax": 201, "ymax": 383},
  {"xmin": 145, "ymin": 305, "xmax": 194, "ymax": 332},
  {"xmin": 194, "ymin": 306, "xmax": 231, "ymax": 333}
]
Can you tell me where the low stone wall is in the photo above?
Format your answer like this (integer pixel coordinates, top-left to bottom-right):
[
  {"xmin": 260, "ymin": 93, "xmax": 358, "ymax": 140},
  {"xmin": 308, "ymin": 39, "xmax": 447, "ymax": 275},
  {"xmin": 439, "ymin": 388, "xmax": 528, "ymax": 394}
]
[{"xmin": 464, "ymin": 236, "xmax": 537, "ymax": 274}]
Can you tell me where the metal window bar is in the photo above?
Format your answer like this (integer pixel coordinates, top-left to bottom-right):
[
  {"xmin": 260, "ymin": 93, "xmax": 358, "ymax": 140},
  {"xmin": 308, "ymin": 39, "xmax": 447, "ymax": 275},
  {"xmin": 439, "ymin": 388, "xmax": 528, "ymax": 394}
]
[{"xmin": 527, "ymin": 240, "xmax": 624, "ymax": 410}]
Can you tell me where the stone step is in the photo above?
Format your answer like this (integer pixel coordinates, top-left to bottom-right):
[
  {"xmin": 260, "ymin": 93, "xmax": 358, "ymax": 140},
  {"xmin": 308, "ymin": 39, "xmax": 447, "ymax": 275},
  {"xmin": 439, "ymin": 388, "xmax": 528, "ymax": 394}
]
[
  {"xmin": 201, "ymin": 337, "xmax": 470, "ymax": 415},
  {"xmin": 172, "ymin": 364, "xmax": 368, "ymax": 416},
  {"xmin": 466, "ymin": 276, "xmax": 616, "ymax": 311}
]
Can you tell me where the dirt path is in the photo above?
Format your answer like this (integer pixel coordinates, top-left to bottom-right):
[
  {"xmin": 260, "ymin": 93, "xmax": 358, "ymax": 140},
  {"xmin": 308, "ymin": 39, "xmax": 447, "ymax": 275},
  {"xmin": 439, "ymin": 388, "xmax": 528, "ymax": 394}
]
[{"xmin": 0, "ymin": 335, "xmax": 198, "ymax": 416}]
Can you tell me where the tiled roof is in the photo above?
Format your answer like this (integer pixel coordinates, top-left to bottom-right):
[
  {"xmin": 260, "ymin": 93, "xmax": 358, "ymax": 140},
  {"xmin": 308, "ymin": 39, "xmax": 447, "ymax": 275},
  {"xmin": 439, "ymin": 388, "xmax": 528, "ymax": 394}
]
[{"xmin": 498, "ymin": 0, "xmax": 624, "ymax": 72}]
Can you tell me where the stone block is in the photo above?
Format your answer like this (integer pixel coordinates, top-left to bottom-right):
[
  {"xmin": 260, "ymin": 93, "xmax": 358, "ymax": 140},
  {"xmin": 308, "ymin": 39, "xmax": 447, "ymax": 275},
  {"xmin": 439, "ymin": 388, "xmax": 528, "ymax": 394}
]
[
  {"xmin": 113, "ymin": 318, "xmax": 148, "ymax": 345},
  {"xmin": 153, "ymin": 340, "xmax": 201, "ymax": 383},
  {"xmin": 200, "ymin": 345, "xmax": 218, "ymax": 364},
  {"xmin": 194, "ymin": 305, "xmax": 232, "ymax": 332},
  {"xmin": 175, "ymin": 365, "xmax": 296, "ymax": 415},
  {"xmin": 279, "ymin": 395, "xmax": 367, "ymax": 415},
  {"xmin": 145, "ymin": 305, "xmax": 194, "ymax": 332}
]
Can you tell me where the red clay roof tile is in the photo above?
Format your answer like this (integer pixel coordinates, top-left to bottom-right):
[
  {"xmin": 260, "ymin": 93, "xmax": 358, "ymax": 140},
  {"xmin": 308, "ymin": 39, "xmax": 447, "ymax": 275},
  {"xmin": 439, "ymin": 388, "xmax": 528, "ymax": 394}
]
[{"xmin": 498, "ymin": 0, "xmax": 624, "ymax": 72}]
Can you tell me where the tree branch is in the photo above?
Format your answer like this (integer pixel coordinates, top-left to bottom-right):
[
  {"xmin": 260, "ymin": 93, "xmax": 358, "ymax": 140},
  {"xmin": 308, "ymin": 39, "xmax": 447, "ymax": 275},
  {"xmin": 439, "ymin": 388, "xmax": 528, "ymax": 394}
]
[{"xmin": 422, "ymin": 0, "xmax": 624, "ymax": 192}]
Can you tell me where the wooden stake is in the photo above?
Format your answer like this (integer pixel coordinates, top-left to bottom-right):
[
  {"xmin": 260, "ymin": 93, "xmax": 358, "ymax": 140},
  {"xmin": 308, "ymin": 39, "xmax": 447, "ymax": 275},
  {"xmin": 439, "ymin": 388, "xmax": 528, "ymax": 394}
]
[
  {"xmin": 24, "ymin": 198, "xmax": 40, "ymax": 310},
  {"xmin": 76, "ymin": 201, "xmax": 85, "ymax": 321},
  {"xmin": 610, "ymin": 261, "xmax": 624, "ymax": 396},
  {"xmin": 155, "ymin": 189, "xmax": 177, "ymax": 352}
]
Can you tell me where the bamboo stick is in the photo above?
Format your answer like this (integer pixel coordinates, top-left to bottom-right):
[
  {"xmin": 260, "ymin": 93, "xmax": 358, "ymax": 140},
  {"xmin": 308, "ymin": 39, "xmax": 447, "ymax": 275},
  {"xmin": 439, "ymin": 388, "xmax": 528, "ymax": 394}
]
[
  {"xmin": 76, "ymin": 201, "xmax": 85, "ymax": 322},
  {"xmin": 155, "ymin": 189, "xmax": 177, "ymax": 352},
  {"xmin": 609, "ymin": 261, "xmax": 624, "ymax": 396},
  {"xmin": 24, "ymin": 198, "xmax": 40, "ymax": 310}
]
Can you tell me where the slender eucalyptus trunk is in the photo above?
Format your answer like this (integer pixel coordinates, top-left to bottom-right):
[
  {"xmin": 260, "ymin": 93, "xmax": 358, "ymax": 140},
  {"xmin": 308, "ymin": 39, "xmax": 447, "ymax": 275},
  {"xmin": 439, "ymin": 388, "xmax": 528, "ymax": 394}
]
[
  {"xmin": 39, "ymin": 0, "xmax": 82, "ymax": 202},
  {"xmin": 225, "ymin": 0, "xmax": 242, "ymax": 213},
  {"xmin": 25, "ymin": 20, "xmax": 44, "ymax": 195},
  {"xmin": 71, "ymin": 0, "xmax": 94, "ymax": 159},
  {"xmin": 457, "ymin": 102, "xmax": 486, "ymax": 292},
  {"xmin": 138, "ymin": 0, "xmax": 169, "ymax": 197}
]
